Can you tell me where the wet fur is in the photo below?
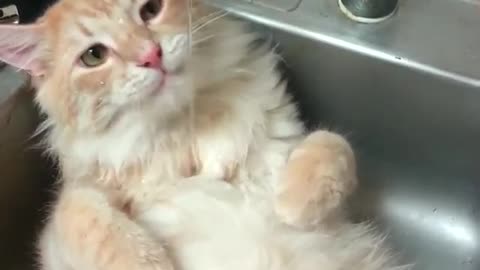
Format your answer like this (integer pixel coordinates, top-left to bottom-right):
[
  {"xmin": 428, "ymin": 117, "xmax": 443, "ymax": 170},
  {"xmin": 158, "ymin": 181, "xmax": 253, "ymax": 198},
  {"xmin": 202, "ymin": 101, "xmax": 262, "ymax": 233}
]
[{"xmin": 0, "ymin": 0, "xmax": 406, "ymax": 270}]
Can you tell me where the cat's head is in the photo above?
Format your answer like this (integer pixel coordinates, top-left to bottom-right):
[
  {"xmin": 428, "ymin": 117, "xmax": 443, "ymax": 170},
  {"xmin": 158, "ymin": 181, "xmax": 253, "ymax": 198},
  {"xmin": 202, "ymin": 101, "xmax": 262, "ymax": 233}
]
[{"xmin": 0, "ymin": 0, "xmax": 210, "ymax": 133}]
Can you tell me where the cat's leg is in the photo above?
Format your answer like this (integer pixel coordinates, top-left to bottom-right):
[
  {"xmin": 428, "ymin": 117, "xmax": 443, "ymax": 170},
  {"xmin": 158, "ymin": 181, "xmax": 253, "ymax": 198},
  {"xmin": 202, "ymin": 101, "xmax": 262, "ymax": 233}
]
[
  {"xmin": 39, "ymin": 186, "xmax": 174, "ymax": 270},
  {"xmin": 38, "ymin": 223, "xmax": 73, "ymax": 270},
  {"xmin": 274, "ymin": 130, "xmax": 358, "ymax": 229}
]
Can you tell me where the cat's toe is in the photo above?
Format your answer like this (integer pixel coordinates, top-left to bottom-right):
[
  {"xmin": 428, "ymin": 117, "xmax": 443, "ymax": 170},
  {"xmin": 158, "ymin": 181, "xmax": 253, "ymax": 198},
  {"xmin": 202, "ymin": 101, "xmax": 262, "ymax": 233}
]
[{"xmin": 274, "ymin": 173, "xmax": 344, "ymax": 229}]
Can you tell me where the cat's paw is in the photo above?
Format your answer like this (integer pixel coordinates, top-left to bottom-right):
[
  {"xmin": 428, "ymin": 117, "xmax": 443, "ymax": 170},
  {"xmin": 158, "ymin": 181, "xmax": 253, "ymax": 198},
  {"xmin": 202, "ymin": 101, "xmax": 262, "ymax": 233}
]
[
  {"xmin": 112, "ymin": 241, "xmax": 175, "ymax": 270},
  {"xmin": 274, "ymin": 130, "xmax": 357, "ymax": 229},
  {"xmin": 110, "ymin": 258, "xmax": 173, "ymax": 270},
  {"xmin": 135, "ymin": 258, "xmax": 174, "ymax": 270}
]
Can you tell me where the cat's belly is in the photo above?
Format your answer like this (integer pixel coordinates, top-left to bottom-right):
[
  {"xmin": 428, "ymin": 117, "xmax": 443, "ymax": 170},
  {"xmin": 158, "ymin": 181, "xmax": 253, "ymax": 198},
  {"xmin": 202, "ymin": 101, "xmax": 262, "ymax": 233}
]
[
  {"xmin": 136, "ymin": 178, "xmax": 398, "ymax": 270},
  {"xmin": 136, "ymin": 178, "xmax": 287, "ymax": 270}
]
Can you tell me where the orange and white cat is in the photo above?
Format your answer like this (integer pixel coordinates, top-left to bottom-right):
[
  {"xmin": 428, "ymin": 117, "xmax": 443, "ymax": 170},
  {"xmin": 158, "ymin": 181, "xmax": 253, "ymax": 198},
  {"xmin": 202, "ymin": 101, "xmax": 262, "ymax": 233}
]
[{"xmin": 0, "ymin": 0, "xmax": 405, "ymax": 270}]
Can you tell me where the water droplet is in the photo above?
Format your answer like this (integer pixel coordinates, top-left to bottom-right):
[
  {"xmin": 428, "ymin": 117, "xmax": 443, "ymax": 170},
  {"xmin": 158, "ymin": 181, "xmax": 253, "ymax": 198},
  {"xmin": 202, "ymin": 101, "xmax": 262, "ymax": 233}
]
[
  {"xmin": 99, "ymin": 81, "xmax": 105, "ymax": 85},
  {"xmin": 432, "ymin": 208, "xmax": 437, "ymax": 213}
]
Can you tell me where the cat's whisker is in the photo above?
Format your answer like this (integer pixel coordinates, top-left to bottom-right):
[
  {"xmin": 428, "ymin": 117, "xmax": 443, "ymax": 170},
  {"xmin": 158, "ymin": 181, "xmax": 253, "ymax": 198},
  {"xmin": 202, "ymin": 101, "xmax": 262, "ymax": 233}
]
[
  {"xmin": 191, "ymin": 34, "xmax": 217, "ymax": 46},
  {"xmin": 234, "ymin": 68, "xmax": 256, "ymax": 76},
  {"xmin": 189, "ymin": 12, "xmax": 222, "ymax": 36},
  {"xmin": 185, "ymin": 9, "xmax": 226, "ymax": 52},
  {"xmin": 192, "ymin": 11, "xmax": 230, "ymax": 34},
  {"xmin": 191, "ymin": 10, "xmax": 226, "ymax": 29},
  {"xmin": 186, "ymin": 0, "xmax": 193, "ymax": 55}
]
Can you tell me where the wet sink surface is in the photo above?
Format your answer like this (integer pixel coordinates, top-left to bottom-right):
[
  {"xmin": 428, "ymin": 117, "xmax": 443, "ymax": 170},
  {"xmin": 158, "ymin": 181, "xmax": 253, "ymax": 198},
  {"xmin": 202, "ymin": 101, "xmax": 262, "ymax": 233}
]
[
  {"xmin": 271, "ymin": 29, "xmax": 479, "ymax": 270},
  {"xmin": 207, "ymin": 0, "xmax": 479, "ymax": 269}
]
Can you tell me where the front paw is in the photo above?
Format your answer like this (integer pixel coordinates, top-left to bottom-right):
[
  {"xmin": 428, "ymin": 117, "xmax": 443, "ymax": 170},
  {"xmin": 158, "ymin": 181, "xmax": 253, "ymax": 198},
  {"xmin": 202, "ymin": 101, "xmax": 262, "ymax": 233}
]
[
  {"xmin": 110, "ymin": 241, "xmax": 175, "ymax": 270},
  {"xmin": 133, "ymin": 257, "xmax": 174, "ymax": 270},
  {"xmin": 274, "ymin": 130, "xmax": 357, "ymax": 229}
]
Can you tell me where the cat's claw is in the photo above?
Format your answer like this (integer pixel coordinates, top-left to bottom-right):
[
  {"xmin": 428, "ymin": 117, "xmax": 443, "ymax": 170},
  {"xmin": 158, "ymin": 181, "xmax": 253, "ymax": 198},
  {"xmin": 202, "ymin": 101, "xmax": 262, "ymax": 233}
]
[{"xmin": 274, "ymin": 130, "xmax": 357, "ymax": 229}]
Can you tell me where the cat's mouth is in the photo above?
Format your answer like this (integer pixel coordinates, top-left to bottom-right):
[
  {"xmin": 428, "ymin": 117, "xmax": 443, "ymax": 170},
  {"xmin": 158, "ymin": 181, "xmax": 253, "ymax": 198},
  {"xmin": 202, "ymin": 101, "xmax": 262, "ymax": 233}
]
[
  {"xmin": 127, "ymin": 69, "xmax": 168, "ymax": 101},
  {"xmin": 141, "ymin": 61, "xmax": 186, "ymax": 100}
]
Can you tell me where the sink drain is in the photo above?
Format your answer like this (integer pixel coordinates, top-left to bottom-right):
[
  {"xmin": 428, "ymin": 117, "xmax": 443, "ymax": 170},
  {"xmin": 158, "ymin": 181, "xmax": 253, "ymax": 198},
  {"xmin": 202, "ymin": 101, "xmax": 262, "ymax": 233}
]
[{"xmin": 338, "ymin": 0, "xmax": 399, "ymax": 23}]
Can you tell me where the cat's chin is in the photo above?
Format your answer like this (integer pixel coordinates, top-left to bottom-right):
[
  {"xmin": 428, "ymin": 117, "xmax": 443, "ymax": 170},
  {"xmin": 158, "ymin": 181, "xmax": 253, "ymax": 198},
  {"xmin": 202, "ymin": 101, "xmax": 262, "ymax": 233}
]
[
  {"xmin": 147, "ymin": 73, "xmax": 167, "ymax": 97},
  {"xmin": 127, "ymin": 71, "xmax": 168, "ymax": 104}
]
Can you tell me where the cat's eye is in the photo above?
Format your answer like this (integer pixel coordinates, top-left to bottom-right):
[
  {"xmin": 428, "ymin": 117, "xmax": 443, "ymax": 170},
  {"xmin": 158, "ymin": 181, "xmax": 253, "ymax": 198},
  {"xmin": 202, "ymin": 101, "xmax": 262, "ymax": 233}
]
[
  {"xmin": 140, "ymin": 0, "xmax": 163, "ymax": 22},
  {"xmin": 80, "ymin": 44, "xmax": 109, "ymax": 67}
]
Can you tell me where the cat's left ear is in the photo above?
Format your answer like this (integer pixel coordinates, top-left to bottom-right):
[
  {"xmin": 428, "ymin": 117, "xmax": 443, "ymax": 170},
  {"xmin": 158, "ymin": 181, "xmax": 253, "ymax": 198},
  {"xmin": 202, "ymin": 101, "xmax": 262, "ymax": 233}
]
[{"xmin": 0, "ymin": 24, "xmax": 46, "ymax": 77}]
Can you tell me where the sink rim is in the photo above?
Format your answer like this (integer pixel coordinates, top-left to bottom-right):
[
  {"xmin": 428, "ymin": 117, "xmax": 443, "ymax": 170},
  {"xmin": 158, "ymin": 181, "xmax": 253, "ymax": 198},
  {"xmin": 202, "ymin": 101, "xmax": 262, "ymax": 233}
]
[{"xmin": 205, "ymin": 0, "xmax": 480, "ymax": 88}]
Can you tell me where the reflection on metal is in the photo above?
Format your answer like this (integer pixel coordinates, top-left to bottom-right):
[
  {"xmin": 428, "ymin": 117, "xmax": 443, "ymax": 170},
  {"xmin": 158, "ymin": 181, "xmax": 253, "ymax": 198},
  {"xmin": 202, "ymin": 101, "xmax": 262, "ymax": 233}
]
[
  {"xmin": 383, "ymin": 196, "xmax": 477, "ymax": 249},
  {"xmin": 252, "ymin": 0, "xmax": 302, "ymax": 12},
  {"xmin": 0, "ymin": 65, "xmax": 46, "ymax": 270},
  {"xmin": 338, "ymin": 0, "xmax": 398, "ymax": 23},
  {"xmin": 0, "ymin": 5, "xmax": 19, "ymax": 69},
  {"xmin": 206, "ymin": 0, "xmax": 480, "ymax": 85},
  {"xmin": 0, "ymin": 5, "xmax": 19, "ymax": 24}
]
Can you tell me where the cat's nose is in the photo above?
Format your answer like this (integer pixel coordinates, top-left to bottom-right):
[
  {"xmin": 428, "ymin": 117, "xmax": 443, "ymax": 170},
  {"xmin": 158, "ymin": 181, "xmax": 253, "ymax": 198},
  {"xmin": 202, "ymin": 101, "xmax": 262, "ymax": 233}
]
[{"xmin": 138, "ymin": 44, "xmax": 163, "ymax": 69}]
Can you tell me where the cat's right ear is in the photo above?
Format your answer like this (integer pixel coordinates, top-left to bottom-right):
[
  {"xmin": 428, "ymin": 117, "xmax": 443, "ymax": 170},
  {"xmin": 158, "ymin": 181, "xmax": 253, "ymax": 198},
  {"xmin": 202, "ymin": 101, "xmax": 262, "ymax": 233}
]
[{"xmin": 0, "ymin": 24, "xmax": 46, "ymax": 77}]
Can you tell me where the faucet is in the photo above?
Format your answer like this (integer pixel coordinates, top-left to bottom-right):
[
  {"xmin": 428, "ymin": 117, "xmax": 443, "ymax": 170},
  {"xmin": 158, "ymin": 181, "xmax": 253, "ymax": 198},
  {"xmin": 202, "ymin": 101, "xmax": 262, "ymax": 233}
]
[{"xmin": 338, "ymin": 0, "xmax": 399, "ymax": 23}]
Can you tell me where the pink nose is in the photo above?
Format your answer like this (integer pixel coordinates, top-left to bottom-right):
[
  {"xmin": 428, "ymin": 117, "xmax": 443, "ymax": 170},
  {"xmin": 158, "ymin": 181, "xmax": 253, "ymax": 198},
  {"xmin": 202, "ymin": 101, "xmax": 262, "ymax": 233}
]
[{"xmin": 138, "ymin": 44, "xmax": 163, "ymax": 69}]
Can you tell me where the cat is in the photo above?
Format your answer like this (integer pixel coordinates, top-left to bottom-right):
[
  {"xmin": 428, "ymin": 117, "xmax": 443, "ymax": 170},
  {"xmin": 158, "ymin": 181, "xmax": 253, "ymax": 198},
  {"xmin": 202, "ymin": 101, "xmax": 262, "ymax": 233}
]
[{"xmin": 0, "ymin": 0, "xmax": 406, "ymax": 270}]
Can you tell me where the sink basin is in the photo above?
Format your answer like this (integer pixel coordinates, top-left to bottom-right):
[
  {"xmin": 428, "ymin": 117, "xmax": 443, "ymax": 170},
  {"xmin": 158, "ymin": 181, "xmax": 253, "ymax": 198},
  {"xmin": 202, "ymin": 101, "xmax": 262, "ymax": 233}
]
[
  {"xmin": 0, "ymin": 0, "xmax": 479, "ymax": 269},
  {"xmin": 0, "ymin": 66, "xmax": 53, "ymax": 270},
  {"xmin": 204, "ymin": 0, "xmax": 479, "ymax": 269}
]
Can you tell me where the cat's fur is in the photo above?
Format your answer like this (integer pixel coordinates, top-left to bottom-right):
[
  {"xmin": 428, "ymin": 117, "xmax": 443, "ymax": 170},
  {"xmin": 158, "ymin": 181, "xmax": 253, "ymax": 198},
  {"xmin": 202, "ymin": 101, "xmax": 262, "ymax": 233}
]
[{"xmin": 0, "ymin": 0, "xmax": 405, "ymax": 269}]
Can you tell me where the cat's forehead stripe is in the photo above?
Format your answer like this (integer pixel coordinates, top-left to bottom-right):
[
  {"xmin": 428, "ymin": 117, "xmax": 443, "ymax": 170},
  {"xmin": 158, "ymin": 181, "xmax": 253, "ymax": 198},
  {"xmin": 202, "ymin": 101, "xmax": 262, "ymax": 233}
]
[
  {"xmin": 45, "ymin": 0, "xmax": 141, "ymax": 36},
  {"xmin": 46, "ymin": 0, "xmax": 118, "ymax": 21},
  {"xmin": 75, "ymin": 20, "xmax": 93, "ymax": 37}
]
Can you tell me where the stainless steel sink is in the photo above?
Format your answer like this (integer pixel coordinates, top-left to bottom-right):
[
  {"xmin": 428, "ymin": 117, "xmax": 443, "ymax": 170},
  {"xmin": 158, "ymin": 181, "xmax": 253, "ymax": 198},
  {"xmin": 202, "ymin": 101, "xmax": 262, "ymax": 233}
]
[
  {"xmin": 204, "ymin": 0, "xmax": 480, "ymax": 269},
  {"xmin": 1, "ymin": 0, "xmax": 479, "ymax": 269},
  {"xmin": 0, "ymin": 66, "xmax": 53, "ymax": 270}
]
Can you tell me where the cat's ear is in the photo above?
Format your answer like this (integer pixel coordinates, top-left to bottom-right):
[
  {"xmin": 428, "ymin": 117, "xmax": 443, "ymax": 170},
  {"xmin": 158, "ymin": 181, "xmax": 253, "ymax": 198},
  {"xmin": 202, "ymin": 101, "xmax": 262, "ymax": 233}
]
[{"xmin": 0, "ymin": 24, "xmax": 46, "ymax": 76}]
